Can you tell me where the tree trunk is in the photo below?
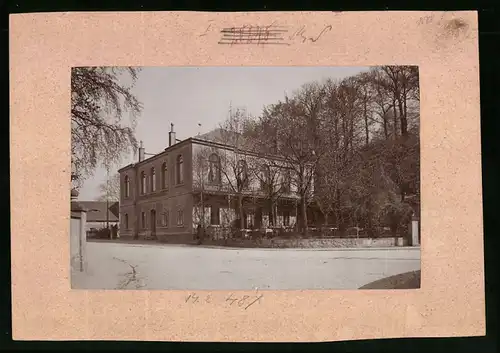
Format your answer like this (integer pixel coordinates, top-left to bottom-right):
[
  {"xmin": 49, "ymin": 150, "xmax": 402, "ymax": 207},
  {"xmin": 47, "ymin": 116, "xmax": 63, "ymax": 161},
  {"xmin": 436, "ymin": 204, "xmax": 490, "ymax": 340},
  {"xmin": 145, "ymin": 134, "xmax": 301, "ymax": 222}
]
[
  {"xmin": 392, "ymin": 99, "xmax": 398, "ymax": 139},
  {"xmin": 382, "ymin": 108, "xmax": 389, "ymax": 139},
  {"xmin": 302, "ymin": 196, "xmax": 308, "ymax": 236},
  {"xmin": 334, "ymin": 188, "xmax": 343, "ymax": 234},
  {"xmin": 267, "ymin": 198, "xmax": 274, "ymax": 227},
  {"xmin": 363, "ymin": 97, "xmax": 369, "ymax": 146},
  {"xmin": 398, "ymin": 97, "xmax": 408, "ymax": 136},
  {"xmin": 238, "ymin": 194, "xmax": 244, "ymax": 230}
]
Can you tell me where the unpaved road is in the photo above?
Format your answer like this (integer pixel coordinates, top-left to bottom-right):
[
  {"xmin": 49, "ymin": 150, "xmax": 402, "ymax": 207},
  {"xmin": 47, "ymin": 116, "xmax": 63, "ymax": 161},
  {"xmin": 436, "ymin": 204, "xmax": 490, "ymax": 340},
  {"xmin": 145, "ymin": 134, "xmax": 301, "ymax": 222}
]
[{"xmin": 72, "ymin": 242, "xmax": 421, "ymax": 290}]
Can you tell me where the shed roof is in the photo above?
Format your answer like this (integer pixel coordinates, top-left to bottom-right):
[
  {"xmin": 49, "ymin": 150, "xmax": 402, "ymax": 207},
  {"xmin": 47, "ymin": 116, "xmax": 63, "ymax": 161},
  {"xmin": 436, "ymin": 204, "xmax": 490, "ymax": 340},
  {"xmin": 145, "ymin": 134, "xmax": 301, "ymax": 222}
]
[{"xmin": 78, "ymin": 201, "xmax": 119, "ymax": 222}]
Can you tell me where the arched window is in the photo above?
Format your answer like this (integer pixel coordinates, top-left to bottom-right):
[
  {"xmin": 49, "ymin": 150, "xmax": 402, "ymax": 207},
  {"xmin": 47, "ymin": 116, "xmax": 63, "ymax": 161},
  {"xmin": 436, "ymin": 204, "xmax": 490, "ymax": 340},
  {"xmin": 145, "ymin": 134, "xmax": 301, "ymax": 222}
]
[
  {"xmin": 176, "ymin": 154, "xmax": 184, "ymax": 184},
  {"xmin": 150, "ymin": 167, "xmax": 156, "ymax": 192},
  {"xmin": 124, "ymin": 213, "xmax": 129, "ymax": 229},
  {"xmin": 237, "ymin": 160, "xmax": 249, "ymax": 189},
  {"xmin": 124, "ymin": 175, "xmax": 130, "ymax": 198},
  {"xmin": 162, "ymin": 209, "xmax": 169, "ymax": 227},
  {"xmin": 208, "ymin": 153, "xmax": 221, "ymax": 184},
  {"xmin": 177, "ymin": 209, "xmax": 184, "ymax": 226},
  {"xmin": 161, "ymin": 162, "xmax": 168, "ymax": 189},
  {"xmin": 260, "ymin": 165, "xmax": 270, "ymax": 190},
  {"xmin": 140, "ymin": 171, "xmax": 146, "ymax": 194},
  {"xmin": 282, "ymin": 169, "xmax": 291, "ymax": 193}
]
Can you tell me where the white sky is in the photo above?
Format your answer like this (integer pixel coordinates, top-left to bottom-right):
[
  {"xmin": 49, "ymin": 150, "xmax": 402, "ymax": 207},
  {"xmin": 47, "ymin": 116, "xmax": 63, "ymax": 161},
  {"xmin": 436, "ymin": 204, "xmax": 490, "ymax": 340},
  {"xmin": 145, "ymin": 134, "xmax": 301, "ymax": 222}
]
[{"xmin": 78, "ymin": 66, "xmax": 370, "ymax": 200}]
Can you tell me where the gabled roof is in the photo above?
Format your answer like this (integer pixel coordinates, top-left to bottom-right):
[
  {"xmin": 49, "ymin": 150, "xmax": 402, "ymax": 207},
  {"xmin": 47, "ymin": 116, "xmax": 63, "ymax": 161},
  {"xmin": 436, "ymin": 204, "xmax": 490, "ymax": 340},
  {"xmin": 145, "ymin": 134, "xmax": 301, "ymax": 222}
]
[{"xmin": 78, "ymin": 201, "xmax": 119, "ymax": 222}]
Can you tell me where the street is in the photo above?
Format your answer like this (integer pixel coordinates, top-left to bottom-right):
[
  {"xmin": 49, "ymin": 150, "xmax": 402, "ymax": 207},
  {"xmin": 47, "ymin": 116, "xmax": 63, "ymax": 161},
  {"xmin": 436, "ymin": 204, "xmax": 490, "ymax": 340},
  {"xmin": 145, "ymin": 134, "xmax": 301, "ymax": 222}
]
[{"xmin": 72, "ymin": 242, "xmax": 421, "ymax": 290}]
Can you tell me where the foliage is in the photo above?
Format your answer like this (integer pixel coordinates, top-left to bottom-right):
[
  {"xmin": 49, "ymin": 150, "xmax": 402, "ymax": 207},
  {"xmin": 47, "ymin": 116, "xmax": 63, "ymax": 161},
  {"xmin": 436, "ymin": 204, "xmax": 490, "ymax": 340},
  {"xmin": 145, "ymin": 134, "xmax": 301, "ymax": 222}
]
[
  {"xmin": 191, "ymin": 66, "xmax": 420, "ymax": 237},
  {"xmin": 244, "ymin": 66, "xmax": 420, "ymax": 235},
  {"xmin": 71, "ymin": 67, "xmax": 143, "ymax": 185}
]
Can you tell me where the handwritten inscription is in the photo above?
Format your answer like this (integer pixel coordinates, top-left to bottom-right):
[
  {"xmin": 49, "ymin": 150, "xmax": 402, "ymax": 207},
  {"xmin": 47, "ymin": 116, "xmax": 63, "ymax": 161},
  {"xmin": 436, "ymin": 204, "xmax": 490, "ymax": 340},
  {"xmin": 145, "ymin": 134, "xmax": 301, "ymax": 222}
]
[
  {"xmin": 185, "ymin": 292, "xmax": 264, "ymax": 310},
  {"xmin": 208, "ymin": 22, "xmax": 332, "ymax": 46},
  {"xmin": 199, "ymin": 23, "xmax": 213, "ymax": 37},
  {"xmin": 218, "ymin": 22, "xmax": 289, "ymax": 45},
  {"xmin": 416, "ymin": 13, "xmax": 446, "ymax": 26},
  {"xmin": 288, "ymin": 24, "xmax": 333, "ymax": 43}
]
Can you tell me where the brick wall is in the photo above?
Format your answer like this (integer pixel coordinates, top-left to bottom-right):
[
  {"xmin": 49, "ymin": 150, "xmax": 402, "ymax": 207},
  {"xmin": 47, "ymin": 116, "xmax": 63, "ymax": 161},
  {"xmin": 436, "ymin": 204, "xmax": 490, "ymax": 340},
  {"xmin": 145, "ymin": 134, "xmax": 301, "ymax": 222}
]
[{"xmin": 119, "ymin": 140, "xmax": 195, "ymax": 240}]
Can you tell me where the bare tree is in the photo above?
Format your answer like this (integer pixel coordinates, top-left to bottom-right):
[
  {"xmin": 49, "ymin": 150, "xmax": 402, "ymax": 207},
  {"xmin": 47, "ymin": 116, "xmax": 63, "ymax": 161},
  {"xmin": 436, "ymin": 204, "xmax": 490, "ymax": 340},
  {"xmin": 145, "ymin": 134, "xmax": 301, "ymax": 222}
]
[
  {"xmin": 251, "ymin": 86, "xmax": 323, "ymax": 234},
  {"xmin": 192, "ymin": 107, "xmax": 258, "ymax": 233},
  {"xmin": 379, "ymin": 66, "xmax": 419, "ymax": 138},
  {"xmin": 235, "ymin": 66, "xmax": 420, "ymax": 239},
  {"xmin": 249, "ymin": 160, "xmax": 291, "ymax": 227},
  {"xmin": 71, "ymin": 67, "xmax": 143, "ymax": 184},
  {"xmin": 97, "ymin": 173, "xmax": 120, "ymax": 201}
]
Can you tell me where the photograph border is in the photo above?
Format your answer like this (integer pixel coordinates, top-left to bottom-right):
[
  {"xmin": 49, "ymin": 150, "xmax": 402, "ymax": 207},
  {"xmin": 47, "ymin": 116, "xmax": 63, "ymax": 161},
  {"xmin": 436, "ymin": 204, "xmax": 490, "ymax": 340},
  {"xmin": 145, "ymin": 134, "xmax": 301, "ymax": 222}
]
[{"xmin": 5, "ymin": 4, "xmax": 492, "ymax": 348}]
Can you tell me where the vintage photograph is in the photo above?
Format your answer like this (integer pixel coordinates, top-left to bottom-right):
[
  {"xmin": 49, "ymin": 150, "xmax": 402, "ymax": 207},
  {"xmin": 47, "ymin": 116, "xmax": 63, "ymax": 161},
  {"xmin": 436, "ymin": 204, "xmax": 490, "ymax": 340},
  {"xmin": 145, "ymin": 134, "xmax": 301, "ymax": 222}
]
[{"xmin": 70, "ymin": 66, "xmax": 421, "ymax": 290}]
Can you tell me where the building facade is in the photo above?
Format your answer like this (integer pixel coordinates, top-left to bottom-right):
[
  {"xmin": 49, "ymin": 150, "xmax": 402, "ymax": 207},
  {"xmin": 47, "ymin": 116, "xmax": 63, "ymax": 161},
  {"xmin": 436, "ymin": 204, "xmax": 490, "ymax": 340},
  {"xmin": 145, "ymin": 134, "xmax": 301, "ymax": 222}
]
[{"xmin": 118, "ymin": 126, "xmax": 314, "ymax": 243}]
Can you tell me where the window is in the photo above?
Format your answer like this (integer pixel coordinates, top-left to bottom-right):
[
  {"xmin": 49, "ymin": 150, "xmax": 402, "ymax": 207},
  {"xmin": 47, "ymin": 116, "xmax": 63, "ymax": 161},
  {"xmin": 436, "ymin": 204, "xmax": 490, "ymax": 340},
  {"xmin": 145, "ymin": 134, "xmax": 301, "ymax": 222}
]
[
  {"xmin": 141, "ymin": 211, "xmax": 146, "ymax": 229},
  {"xmin": 141, "ymin": 171, "xmax": 146, "ymax": 194},
  {"xmin": 124, "ymin": 175, "xmax": 130, "ymax": 198},
  {"xmin": 176, "ymin": 155, "xmax": 184, "ymax": 184},
  {"xmin": 177, "ymin": 209, "xmax": 184, "ymax": 226},
  {"xmin": 124, "ymin": 213, "xmax": 129, "ymax": 229},
  {"xmin": 282, "ymin": 169, "xmax": 291, "ymax": 193},
  {"xmin": 151, "ymin": 167, "xmax": 156, "ymax": 192},
  {"xmin": 162, "ymin": 162, "xmax": 168, "ymax": 189},
  {"xmin": 260, "ymin": 165, "xmax": 270, "ymax": 190},
  {"xmin": 283, "ymin": 211, "xmax": 290, "ymax": 226},
  {"xmin": 162, "ymin": 210, "xmax": 169, "ymax": 227},
  {"xmin": 210, "ymin": 206, "xmax": 220, "ymax": 225},
  {"xmin": 208, "ymin": 153, "xmax": 221, "ymax": 184},
  {"xmin": 237, "ymin": 160, "xmax": 249, "ymax": 189}
]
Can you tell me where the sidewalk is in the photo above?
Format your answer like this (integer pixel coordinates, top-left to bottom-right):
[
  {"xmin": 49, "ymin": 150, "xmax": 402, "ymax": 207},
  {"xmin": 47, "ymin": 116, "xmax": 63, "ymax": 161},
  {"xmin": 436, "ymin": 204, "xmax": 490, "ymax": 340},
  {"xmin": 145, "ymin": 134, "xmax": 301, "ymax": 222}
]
[{"xmin": 87, "ymin": 238, "xmax": 420, "ymax": 251}]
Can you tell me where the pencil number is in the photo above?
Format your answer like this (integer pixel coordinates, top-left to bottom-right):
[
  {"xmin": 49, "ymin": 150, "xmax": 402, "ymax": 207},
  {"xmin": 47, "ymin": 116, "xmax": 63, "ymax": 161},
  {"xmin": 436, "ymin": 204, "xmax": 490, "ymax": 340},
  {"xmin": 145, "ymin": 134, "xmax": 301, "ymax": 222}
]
[
  {"xmin": 184, "ymin": 292, "xmax": 263, "ymax": 310},
  {"xmin": 225, "ymin": 293, "xmax": 264, "ymax": 310}
]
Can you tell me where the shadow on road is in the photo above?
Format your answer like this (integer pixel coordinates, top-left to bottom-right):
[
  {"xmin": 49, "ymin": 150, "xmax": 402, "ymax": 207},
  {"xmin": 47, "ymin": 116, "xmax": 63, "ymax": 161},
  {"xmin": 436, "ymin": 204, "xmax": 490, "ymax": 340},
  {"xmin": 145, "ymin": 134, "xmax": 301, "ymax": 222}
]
[{"xmin": 359, "ymin": 270, "xmax": 421, "ymax": 289}]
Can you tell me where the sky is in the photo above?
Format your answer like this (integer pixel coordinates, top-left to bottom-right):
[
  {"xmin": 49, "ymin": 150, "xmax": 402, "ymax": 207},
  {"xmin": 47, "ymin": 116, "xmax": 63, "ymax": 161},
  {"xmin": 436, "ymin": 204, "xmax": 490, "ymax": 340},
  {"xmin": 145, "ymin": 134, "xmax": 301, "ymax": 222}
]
[{"xmin": 78, "ymin": 66, "xmax": 369, "ymax": 201}]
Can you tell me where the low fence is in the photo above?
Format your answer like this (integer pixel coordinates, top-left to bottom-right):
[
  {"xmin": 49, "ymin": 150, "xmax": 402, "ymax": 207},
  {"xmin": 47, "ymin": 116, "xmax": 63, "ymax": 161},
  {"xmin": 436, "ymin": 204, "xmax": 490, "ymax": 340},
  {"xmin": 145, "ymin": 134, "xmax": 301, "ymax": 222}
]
[
  {"xmin": 197, "ymin": 224, "xmax": 414, "ymax": 248},
  {"xmin": 203, "ymin": 226, "xmax": 409, "ymax": 239},
  {"xmin": 262, "ymin": 236, "xmax": 408, "ymax": 248},
  {"xmin": 202, "ymin": 236, "xmax": 408, "ymax": 248}
]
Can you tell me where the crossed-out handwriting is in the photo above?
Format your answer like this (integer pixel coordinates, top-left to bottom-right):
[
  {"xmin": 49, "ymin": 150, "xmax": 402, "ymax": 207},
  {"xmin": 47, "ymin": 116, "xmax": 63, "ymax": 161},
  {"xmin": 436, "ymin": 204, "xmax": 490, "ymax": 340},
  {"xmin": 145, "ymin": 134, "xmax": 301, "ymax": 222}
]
[
  {"xmin": 199, "ymin": 21, "xmax": 333, "ymax": 46},
  {"xmin": 185, "ymin": 292, "xmax": 264, "ymax": 310}
]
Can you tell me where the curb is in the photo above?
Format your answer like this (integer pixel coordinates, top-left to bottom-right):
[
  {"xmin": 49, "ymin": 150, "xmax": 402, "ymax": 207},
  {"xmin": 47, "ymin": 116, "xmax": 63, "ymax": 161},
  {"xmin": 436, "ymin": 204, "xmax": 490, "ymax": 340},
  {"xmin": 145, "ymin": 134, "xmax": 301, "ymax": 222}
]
[{"xmin": 88, "ymin": 239, "xmax": 420, "ymax": 251}]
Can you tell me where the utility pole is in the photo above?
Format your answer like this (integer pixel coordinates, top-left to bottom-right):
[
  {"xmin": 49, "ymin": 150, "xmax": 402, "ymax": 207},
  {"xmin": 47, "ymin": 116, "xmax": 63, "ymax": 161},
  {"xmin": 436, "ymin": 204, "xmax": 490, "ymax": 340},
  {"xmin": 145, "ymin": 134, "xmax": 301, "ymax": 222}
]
[
  {"xmin": 201, "ymin": 157, "xmax": 205, "ymax": 230},
  {"xmin": 106, "ymin": 164, "xmax": 110, "ymax": 234}
]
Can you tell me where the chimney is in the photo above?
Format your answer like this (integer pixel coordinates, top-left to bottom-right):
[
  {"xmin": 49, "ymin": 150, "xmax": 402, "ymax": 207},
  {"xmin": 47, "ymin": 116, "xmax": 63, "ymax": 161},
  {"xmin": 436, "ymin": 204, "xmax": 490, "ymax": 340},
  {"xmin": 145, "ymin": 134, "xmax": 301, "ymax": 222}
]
[
  {"xmin": 169, "ymin": 123, "xmax": 176, "ymax": 147},
  {"xmin": 138, "ymin": 140, "xmax": 145, "ymax": 162}
]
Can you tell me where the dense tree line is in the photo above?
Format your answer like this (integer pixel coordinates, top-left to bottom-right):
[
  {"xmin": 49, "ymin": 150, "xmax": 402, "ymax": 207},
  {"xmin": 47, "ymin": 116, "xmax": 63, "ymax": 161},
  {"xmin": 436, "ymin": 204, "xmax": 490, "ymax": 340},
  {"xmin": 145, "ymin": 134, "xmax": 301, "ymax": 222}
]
[{"xmin": 240, "ymin": 66, "xmax": 420, "ymax": 237}]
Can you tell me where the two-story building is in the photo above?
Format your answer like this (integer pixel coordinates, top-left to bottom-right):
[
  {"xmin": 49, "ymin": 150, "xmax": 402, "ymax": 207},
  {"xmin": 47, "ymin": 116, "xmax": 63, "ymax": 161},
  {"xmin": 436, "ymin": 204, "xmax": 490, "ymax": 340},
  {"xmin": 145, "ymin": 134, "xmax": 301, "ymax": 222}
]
[{"xmin": 118, "ymin": 124, "xmax": 314, "ymax": 243}]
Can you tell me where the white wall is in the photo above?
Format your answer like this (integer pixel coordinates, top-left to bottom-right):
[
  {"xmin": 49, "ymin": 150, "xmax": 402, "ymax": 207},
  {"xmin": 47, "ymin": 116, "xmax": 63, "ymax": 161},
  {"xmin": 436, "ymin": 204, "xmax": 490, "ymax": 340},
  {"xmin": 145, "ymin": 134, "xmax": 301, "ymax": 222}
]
[
  {"xmin": 70, "ymin": 213, "xmax": 88, "ymax": 274},
  {"xmin": 70, "ymin": 218, "xmax": 80, "ymax": 272}
]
